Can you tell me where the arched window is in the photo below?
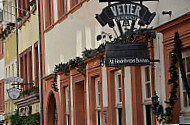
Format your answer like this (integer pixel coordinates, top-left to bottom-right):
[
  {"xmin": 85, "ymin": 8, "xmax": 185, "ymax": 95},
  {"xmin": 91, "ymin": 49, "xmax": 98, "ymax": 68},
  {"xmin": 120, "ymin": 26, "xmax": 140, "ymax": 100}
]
[{"xmin": 47, "ymin": 93, "xmax": 58, "ymax": 125}]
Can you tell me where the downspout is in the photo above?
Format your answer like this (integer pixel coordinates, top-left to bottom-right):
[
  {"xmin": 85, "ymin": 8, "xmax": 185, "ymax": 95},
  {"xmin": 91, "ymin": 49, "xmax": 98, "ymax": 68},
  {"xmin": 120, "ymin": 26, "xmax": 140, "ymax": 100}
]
[
  {"xmin": 37, "ymin": 0, "xmax": 44, "ymax": 124},
  {"xmin": 14, "ymin": 0, "xmax": 19, "ymax": 78}
]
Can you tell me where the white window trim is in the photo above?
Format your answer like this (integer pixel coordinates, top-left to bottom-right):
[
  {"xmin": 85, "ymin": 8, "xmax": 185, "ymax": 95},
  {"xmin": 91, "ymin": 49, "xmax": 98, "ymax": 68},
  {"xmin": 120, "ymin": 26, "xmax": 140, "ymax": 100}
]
[
  {"xmin": 141, "ymin": 66, "xmax": 153, "ymax": 125},
  {"xmin": 114, "ymin": 70, "xmax": 123, "ymax": 125},
  {"xmin": 115, "ymin": 70, "xmax": 122, "ymax": 106},
  {"xmin": 95, "ymin": 77, "xmax": 101, "ymax": 125},
  {"xmin": 180, "ymin": 50, "xmax": 190, "ymax": 114},
  {"xmin": 141, "ymin": 66, "xmax": 152, "ymax": 101},
  {"xmin": 95, "ymin": 77, "xmax": 100, "ymax": 109}
]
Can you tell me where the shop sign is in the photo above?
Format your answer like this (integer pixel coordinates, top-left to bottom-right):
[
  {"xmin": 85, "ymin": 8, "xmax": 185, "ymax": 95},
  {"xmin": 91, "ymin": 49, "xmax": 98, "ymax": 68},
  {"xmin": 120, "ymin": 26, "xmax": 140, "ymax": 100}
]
[
  {"xmin": 96, "ymin": 2, "xmax": 156, "ymax": 27},
  {"xmin": 99, "ymin": 0, "xmax": 158, "ymax": 2},
  {"xmin": 5, "ymin": 77, "xmax": 23, "ymax": 84},
  {"xmin": 7, "ymin": 88, "xmax": 21, "ymax": 100},
  {"xmin": 105, "ymin": 43, "xmax": 150, "ymax": 67}
]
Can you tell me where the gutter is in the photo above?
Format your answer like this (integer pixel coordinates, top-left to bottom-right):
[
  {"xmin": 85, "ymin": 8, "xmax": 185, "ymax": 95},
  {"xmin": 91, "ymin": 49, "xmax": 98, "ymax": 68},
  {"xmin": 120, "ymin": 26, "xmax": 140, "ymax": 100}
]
[{"xmin": 154, "ymin": 11, "xmax": 190, "ymax": 30}]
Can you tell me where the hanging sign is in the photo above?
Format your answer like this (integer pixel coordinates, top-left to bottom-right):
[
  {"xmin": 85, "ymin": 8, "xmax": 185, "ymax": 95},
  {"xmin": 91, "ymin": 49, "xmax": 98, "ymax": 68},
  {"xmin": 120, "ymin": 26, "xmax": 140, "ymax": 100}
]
[
  {"xmin": 99, "ymin": 0, "xmax": 158, "ymax": 2},
  {"xmin": 7, "ymin": 88, "xmax": 21, "ymax": 100},
  {"xmin": 105, "ymin": 42, "xmax": 150, "ymax": 67},
  {"xmin": 96, "ymin": 2, "xmax": 156, "ymax": 27},
  {"xmin": 5, "ymin": 77, "xmax": 23, "ymax": 84}
]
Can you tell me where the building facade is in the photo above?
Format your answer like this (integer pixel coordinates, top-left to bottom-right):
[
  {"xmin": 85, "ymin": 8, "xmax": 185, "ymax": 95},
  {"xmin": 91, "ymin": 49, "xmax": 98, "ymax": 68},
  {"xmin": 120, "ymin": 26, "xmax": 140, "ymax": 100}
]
[
  {"xmin": 14, "ymin": 0, "xmax": 40, "ymax": 119},
  {"xmin": 39, "ymin": 0, "xmax": 190, "ymax": 125},
  {"xmin": 1, "ymin": 0, "xmax": 190, "ymax": 125},
  {"xmin": 0, "ymin": 22, "xmax": 5, "ymax": 125},
  {"xmin": 2, "ymin": 0, "xmax": 40, "ymax": 124},
  {"xmin": 2, "ymin": 0, "xmax": 17, "ymax": 124}
]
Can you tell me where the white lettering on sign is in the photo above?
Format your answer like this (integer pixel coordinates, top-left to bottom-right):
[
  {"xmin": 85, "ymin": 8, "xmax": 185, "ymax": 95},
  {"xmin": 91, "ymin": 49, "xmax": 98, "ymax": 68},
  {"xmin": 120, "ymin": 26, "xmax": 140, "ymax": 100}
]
[
  {"xmin": 108, "ymin": 58, "xmax": 149, "ymax": 66},
  {"xmin": 110, "ymin": 3, "xmax": 141, "ymax": 18}
]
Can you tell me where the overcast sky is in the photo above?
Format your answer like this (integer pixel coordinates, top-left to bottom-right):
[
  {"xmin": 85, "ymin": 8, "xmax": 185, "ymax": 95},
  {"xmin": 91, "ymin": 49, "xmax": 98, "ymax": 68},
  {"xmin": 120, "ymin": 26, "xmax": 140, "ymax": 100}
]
[{"xmin": 0, "ymin": 0, "xmax": 2, "ymax": 10}]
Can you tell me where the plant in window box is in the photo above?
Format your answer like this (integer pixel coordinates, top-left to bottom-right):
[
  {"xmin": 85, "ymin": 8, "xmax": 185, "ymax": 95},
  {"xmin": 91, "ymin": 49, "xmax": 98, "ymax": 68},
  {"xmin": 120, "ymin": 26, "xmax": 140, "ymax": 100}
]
[
  {"xmin": 6, "ymin": 26, "xmax": 11, "ymax": 34},
  {"xmin": 17, "ymin": 17, "xmax": 22, "ymax": 22},
  {"xmin": 7, "ymin": 23, "xmax": 15, "ymax": 30},
  {"xmin": 0, "ymin": 33, "xmax": 5, "ymax": 40},
  {"xmin": 22, "ymin": 86, "xmax": 39, "ymax": 96},
  {"xmin": 21, "ymin": 12, "xmax": 26, "ymax": 18}
]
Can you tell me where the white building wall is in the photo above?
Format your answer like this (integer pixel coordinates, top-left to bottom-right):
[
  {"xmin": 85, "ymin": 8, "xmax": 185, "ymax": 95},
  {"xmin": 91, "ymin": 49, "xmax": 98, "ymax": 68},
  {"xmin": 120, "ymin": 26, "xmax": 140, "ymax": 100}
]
[
  {"xmin": 45, "ymin": 0, "xmax": 190, "ymax": 75},
  {"xmin": 0, "ymin": 59, "xmax": 4, "ymax": 80},
  {"xmin": 144, "ymin": 0, "xmax": 190, "ymax": 28}
]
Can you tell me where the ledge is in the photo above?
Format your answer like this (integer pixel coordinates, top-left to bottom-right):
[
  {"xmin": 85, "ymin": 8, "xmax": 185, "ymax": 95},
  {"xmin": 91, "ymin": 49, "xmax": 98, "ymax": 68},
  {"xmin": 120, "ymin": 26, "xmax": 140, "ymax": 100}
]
[{"xmin": 14, "ymin": 93, "xmax": 39, "ymax": 108}]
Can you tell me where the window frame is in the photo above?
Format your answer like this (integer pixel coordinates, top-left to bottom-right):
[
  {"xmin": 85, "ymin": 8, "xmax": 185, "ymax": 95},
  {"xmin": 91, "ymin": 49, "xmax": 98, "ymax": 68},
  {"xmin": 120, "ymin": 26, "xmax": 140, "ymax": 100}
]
[
  {"xmin": 115, "ymin": 70, "xmax": 122, "ymax": 106},
  {"xmin": 142, "ymin": 66, "xmax": 152, "ymax": 101},
  {"xmin": 114, "ymin": 70, "xmax": 123, "ymax": 125},
  {"xmin": 95, "ymin": 77, "xmax": 101, "ymax": 125},
  {"xmin": 44, "ymin": 0, "xmax": 54, "ymax": 28},
  {"xmin": 180, "ymin": 50, "xmax": 190, "ymax": 113},
  {"xmin": 58, "ymin": 0, "xmax": 67, "ymax": 18},
  {"xmin": 141, "ymin": 66, "xmax": 153, "ymax": 125},
  {"xmin": 65, "ymin": 86, "xmax": 70, "ymax": 125}
]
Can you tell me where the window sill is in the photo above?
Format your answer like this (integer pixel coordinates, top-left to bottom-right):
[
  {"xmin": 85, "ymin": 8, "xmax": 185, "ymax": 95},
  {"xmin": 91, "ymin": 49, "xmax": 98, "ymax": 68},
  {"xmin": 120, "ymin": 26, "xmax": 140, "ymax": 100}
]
[
  {"xmin": 54, "ymin": 14, "xmax": 68, "ymax": 26},
  {"xmin": 44, "ymin": 25, "xmax": 54, "ymax": 33},
  {"xmin": 181, "ymin": 108, "xmax": 190, "ymax": 116}
]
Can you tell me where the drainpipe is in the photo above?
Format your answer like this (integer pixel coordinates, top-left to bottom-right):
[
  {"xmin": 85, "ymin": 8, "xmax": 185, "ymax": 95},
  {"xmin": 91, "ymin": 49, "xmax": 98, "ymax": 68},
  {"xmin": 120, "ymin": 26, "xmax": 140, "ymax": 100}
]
[
  {"xmin": 14, "ymin": 0, "xmax": 19, "ymax": 78},
  {"xmin": 37, "ymin": 0, "xmax": 44, "ymax": 124}
]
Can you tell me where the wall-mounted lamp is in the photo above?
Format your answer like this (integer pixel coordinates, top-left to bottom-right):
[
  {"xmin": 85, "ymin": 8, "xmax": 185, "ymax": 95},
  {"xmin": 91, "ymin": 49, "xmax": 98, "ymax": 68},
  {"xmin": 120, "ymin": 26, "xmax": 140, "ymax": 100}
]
[
  {"xmin": 152, "ymin": 92, "xmax": 159, "ymax": 106},
  {"xmin": 162, "ymin": 11, "xmax": 172, "ymax": 16}
]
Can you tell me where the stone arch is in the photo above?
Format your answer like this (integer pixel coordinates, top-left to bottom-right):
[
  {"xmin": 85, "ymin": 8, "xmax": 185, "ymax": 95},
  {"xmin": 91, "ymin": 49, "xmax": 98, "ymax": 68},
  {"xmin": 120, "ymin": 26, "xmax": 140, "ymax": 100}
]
[{"xmin": 46, "ymin": 91, "xmax": 58, "ymax": 125}]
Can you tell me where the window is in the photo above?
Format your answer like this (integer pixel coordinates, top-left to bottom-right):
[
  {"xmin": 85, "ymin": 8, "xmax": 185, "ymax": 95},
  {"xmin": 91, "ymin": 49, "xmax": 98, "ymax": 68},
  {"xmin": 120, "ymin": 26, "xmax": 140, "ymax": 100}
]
[
  {"xmin": 20, "ymin": 47, "xmax": 33, "ymax": 91},
  {"xmin": 144, "ymin": 67, "xmax": 151, "ymax": 99},
  {"xmin": 54, "ymin": 102, "xmax": 58, "ymax": 125},
  {"xmin": 0, "ymin": 81, "xmax": 4, "ymax": 113},
  {"xmin": 95, "ymin": 77, "xmax": 101, "ymax": 125},
  {"xmin": 71, "ymin": 0, "xmax": 80, "ymax": 8},
  {"xmin": 45, "ymin": 0, "xmax": 54, "ymax": 28},
  {"xmin": 65, "ymin": 86, "xmax": 70, "ymax": 125},
  {"xmin": 181, "ymin": 50, "xmax": 190, "ymax": 109},
  {"xmin": 34, "ymin": 43, "xmax": 39, "ymax": 86},
  {"xmin": 142, "ymin": 66, "xmax": 153, "ymax": 125},
  {"xmin": 12, "ymin": 63, "xmax": 14, "ymax": 77},
  {"xmin": 115, "ymin": 70, "xmax": 123, "ymax": 125},
  {"xmin": 18, "ymin": 0, "xmax": 30, "ymax": 17},
  {"xmin": 58, "ymin": 0, "xmax": 67, "ymax": 17}
]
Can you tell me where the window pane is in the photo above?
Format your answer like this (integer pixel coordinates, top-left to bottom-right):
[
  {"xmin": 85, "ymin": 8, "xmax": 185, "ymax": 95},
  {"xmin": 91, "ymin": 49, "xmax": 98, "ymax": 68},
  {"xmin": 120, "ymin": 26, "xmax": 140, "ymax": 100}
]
[
  {"xmin": 98, "ymin": 94, "xmax": 100, "ymax": 106},
  {"xmin": 183, "ymin": 58, "xmax": 186, "ymax": 72},
  {"xmin": 146, "ymin": 83, "xmax": 151, "ymax": 98},
  {"xmin": 118, "ymin": 75, "xmax": 121, "ymax": 88},
  {"xmin": 145, "ymin": 105, "xmax": 152, "ymax": 125},
  {"xmin": 97, "ymin": 111, "xmax": 101, "ymax": 125},
  {"xmin": 118, "ymin": 108, "xmax": 123, "ymax": 125},
  {"xmin": 187, "ymin": 57, "xmax": 190, "ymax": 72},
  {"xmin": 184, "ymin": 92, "xmax": 188, "ymax": 107},
  {"xmin": 145, "ymin": 67, "xmax": 150, "ymax": 81},
  {"xmin": 188, "ymin": 75, "xmax": 190, "ymax": 89},
  {"xmin": 119, "ymin": 89, "xmax": 122, "ymax": 103}
]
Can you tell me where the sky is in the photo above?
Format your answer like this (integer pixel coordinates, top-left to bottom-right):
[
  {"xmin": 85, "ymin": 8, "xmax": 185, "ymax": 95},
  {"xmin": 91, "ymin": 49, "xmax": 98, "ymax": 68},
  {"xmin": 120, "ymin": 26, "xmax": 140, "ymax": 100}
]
[{"xmin": 0, "ymin": 0, "xmax": 2, "ymax": 10}]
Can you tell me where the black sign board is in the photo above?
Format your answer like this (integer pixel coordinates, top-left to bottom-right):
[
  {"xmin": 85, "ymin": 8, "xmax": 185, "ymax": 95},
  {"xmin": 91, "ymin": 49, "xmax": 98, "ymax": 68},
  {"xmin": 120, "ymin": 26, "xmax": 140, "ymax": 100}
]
[
  {"xmin": 105, "ymin": 43, "xmax": 150, "ymax": 67},
  {"xmin": 96, "ymin": 2, "xmax": 156, "ymax": 27},
  {"xmin": 100, "ymin": 0, "xmax": 158, "ymax": 2}
]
